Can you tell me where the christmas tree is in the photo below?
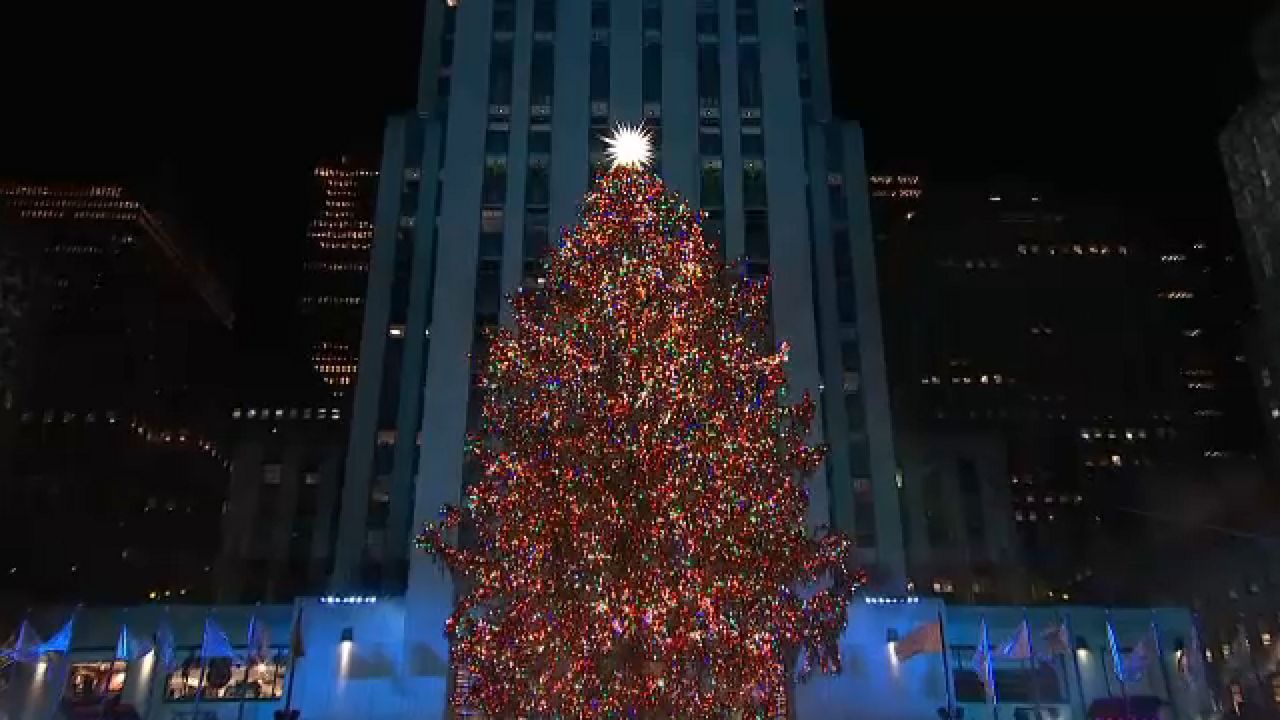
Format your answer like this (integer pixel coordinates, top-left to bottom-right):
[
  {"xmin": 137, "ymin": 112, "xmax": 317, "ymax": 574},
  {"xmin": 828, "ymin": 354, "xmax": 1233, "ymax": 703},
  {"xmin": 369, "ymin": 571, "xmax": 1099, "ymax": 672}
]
[{"xmin": 417, "ymin": 126, "xmax": 859, "ymax": 719}]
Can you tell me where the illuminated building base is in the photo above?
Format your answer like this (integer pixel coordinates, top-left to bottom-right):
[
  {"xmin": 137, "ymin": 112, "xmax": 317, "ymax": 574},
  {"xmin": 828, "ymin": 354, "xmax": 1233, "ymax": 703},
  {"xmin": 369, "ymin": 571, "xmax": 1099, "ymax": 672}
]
[{"xmin": 1, "ymin": 598, "xmax": 1212, "ymax": 720}]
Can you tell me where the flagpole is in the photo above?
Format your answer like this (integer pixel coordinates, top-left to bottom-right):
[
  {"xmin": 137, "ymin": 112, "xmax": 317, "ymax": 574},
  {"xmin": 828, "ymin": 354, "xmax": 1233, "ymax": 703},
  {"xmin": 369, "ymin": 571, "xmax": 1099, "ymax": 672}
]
[
  {"xmin": 192, "ymin": 616, "xmax": 211, "ymax": 720},
  {"xmin": 1150, "ymin": 614, "xmax": 1180, "ymax": 720},
  {"xmin": 99, "ymin": 620, "xmax": 122, "ymax": 720},
  {"xmin": 141, "ymin": 642, "xmax": 158, "ymax": 720},
  {"xmin": 1024, "ymin": 610, "xmax": 1041, "ymax": 717},
  {"xmin": 237, "ymin": 617, "xmax": 253, "ymax": 720},
  {"xmin": 1064, "ymin": 613, "xmax": 1088, "ymax": 720},
  {"xmin": 938, "ymin": 610, "xmax": 956, "ymax": 719},
  {"xmin": 46, "ymin": 608, "xmax": 78, "ymax": 720},
  {"xmin": 49, "ymin": 650, "xmax": 73, "ymax": 720},
  {"xmin": 980, "ymin": 616, "xmax": 999, "ymax": 720},
  {"xmin": 145, "ymin": 606, "xmax": 171, "ymax": 720},
  {"xmin": 282, "ymin": 603, "xmax": 304, "ymax": 719},
  {"xmin": 1108, "ymin": 612, "xmax": 1131, "ymax": 720},
  {"xmin": 1245, "ymin": 624, "xmax": 1267, "ymax": 704},
  {"xmin": 1192, "ymin": 612, "xmax": 1221, "ymax": 716},
  {"xmin": 1098, "ymin": 617, "xmax": 1114, "ymax": 699},
  {"xmin": 97, "ymin": 658, "xmax": 120, "ymax": 720}
]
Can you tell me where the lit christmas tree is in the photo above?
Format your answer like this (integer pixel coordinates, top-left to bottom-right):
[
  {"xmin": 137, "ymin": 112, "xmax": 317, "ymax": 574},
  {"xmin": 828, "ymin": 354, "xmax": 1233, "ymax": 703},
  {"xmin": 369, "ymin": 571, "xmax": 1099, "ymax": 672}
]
[{"xmin": 417, "ymin": 126, "xmax": 860, "ymax": 719}]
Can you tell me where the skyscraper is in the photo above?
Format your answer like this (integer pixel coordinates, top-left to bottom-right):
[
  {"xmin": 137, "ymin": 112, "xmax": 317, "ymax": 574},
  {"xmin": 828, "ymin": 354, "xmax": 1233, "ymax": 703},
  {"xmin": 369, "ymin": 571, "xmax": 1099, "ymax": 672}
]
[
  {"xmin": 879, "ymin": 181, "xmax": 1259, "ymax": 602},
  {"xmin": 1222, "ymin": 4, "xmax": 1280, "ymax": 472},
  {"xmin": 299, "ymin": 157, "xmax": 379, "ymax": 402},
  {"xmin": 0, "ymin": 182, "xmax": 233, "ymax": 604},
  {"xmin": 335, "ymin": 0, "xmax": 903, "ymax": 708}
]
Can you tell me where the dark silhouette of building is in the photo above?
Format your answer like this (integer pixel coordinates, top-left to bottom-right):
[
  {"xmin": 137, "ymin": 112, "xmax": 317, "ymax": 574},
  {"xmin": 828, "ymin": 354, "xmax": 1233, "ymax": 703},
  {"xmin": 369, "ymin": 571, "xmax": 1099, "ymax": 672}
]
[
  {"xmin": 215, "ymin": 400, "xmax": 347, "ymax": 604},
  {"xmin": 1211, "ymin": 6, "xmax": 1280, "ymax": 714},
  {"xmin": 213, "ymin": 157, "xmax": 377, "ymax": 604},
  {"xmin": 0, "ymin": 182, "xmax": 233, "ymax": 604},
  {"xmin": 1223, "ymin": 4, "xmax": 1280, "ymax": 474},
  {"xmin": 879, "ymin": 180, "xmax": 1260, "ymax": 603}
]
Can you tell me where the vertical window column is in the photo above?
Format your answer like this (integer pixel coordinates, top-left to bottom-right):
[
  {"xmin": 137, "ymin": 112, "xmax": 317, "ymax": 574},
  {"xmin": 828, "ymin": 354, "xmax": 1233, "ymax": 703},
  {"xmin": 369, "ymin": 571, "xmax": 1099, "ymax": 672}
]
[
  {"xmin": 589, "ymin": 0, "xmax": 611, "ymax": 180},
  {"xmin": 697, "ymin": 5, "xmax": 723, "ymax": 256}
]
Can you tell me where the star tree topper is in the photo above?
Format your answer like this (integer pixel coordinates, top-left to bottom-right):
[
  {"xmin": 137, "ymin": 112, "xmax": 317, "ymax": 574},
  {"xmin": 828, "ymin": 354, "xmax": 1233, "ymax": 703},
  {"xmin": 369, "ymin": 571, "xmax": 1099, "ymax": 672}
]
[{"xmin": 603, "ymin": 123, "xmax": 654, "ymax": 170}]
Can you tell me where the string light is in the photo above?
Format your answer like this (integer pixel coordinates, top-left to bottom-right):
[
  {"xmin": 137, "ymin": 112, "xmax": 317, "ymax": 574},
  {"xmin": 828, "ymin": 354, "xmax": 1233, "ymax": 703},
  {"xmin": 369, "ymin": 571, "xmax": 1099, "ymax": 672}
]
[{"xmin": 417, "ymin": 163, "xmax": 860, "ymax": 719}]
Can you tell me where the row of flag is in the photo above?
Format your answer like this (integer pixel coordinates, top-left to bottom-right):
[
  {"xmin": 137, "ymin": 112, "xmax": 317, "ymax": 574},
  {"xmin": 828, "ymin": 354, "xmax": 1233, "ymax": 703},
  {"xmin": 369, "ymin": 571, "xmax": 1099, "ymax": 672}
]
[
  {"xmin": 893, "ymin": 615, "xmax": 1203, "ymax": 690},
  {"xmin": 1, "ymin": 613, "xmax": 304, "ymax": 670}
]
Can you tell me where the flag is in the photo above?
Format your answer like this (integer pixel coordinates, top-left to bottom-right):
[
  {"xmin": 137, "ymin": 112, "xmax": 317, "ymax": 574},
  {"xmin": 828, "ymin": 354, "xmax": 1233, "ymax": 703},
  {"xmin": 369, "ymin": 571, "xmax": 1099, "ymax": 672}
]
[
  {"xmin": 289, "ymin": 608, "xmax": 305, "ymax": 660},
  {"xmin": 201, "ymin": 618, "xmax": 239, "ymax": 661},
  {"xmin": 1226, "ymin": 625, "xmax": 1252, "ymax": 674},
  {"xmin": 115, "ymin": 624, "xmax": 153, "ymax": 662},
  {"xmin": 1107, "ymin": 619, "xmax": 1125, "ymax": 682},
  {"xmin": 894, "ymin": 621, "xmax": 943, "ymax": 661},
  {"xmin": 1179, "ymin": 630, "xmax": 1204, "ymax": 687},
  {"xmin": 999, "ymin": 621, "xmax": 1032, "ymax": 660},
  {"xmin": 972, "ymin": 618, "xmax": 997, "ymax": 702},
  {"xmin": 246, "ymin": 616, "xmax": 271, "ymax": 664},
  {"xmin": 38, "ymin": 616, "xmax": 73, "ymax": 655},
  {"xmin": 1123, "ymin": 629, "xmax": 1155, "ymax": 682},
  {"xmin": 155, "ymin": 622, "xmax": 178, "ymax": 673},
  {"xmin": 1039, "ymin": 621, "xmax": 1071, "ymax": 656},
  {"xmin": 2, "ymin": 621, "xmax": 43, "ymax": 664}
]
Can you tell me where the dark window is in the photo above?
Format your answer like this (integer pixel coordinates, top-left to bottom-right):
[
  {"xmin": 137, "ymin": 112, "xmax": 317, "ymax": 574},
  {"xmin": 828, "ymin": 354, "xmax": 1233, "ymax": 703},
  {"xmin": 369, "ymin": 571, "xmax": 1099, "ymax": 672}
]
[
  {"xmin": 736, "ymin": 3, "xmax": 758, "ymax": 36},
  {"xmin": 743, "ymin": 166, "xmax": 767, "ymax": 209},
  {"xmin": 529, "ymin": 126, "xmax": 552, "ymax": 154},
  {"xmin": 828, "ymin": 183, "xmax": 847, "ymax": 221},
  {"xmin": 486, "ymin": 128, "xmax": 509, "ymax": 155},
  {"xmin": 701, "ymin": 167, "xmax": 723, "ymax": 208},
  {"xmin": 590, "ymin": 43, "xmax": 609, "ymax": 102},
  {"xmin": 703, "ymin": 209, "xmax": 724, "ymax": 257},
  {"xmin": 482, "ymin": 165, "xmax": 507, "ymax": 206},
  {"xmin": 833, "ymin": 229, "xmax": 853, "ymax": 280},
  {"xmin": 531, "ymin": 46, "xmax": 555, "ymax": 105},
  {"xmin": 479, "ymin": 230, "xmax": 504, "ymax": 261},
  {"xmin": 738, "ymin": 46, "xmax": 762, "ymax": 107},
  {"xmin": 534, "ymin": 0, "xmax": 556, "ymax": 33},
  {"xmin": 744, "ymin": 210, "xmax": 769, "ymax": 261},
  {"xmin": 836, "ymin": 277, "xmax": 856, "ymax": 323},
  {"xmin": 524, "ymin": 212, "xmax": 551, "ymax": 260},
  {"xmin": 493, "ymin": 0, "xmax": 516, "ymax": 32},
  {"xmin": 526, "ymin": 166, "xmax": 550, "ymax": 207},
  {"xmin": 489, "ymin": 42, "xmax": 514, "ymax": 105},
  {"xmin": 474, "ymin": 259, "xmax": 502, "ymax": 318},
  {"xmin": 696, "ymin": 4, "xmax": 718, "ymax": 34},
  {"xmin": 643, "ymin": 43, "xmax": 662, "ymax": 104},
  {"xmin": 854, "ymin": 499, "xmax": 877, "ymax": 548},
  {"xmin": 591, "ymin": 0, "xmax": 609, "ymax": 29},
  {"xmin": 643, "ymin": 0, "xmax": 661, "ymax": 31},
  {"xmin": 699, "ymin": 129, "xmax": 722, "ymax": 156},
  {"xmin": 698, "ymin": 45, "xmax": 720, "ymax": 104}
]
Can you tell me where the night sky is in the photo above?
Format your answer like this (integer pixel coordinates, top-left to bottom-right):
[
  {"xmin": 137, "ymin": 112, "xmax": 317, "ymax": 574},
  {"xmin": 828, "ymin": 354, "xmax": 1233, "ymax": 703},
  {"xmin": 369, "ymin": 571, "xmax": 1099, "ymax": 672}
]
[{"xmin": 0, "ymin": 1, "xmax": 1271, "ymax": 361}]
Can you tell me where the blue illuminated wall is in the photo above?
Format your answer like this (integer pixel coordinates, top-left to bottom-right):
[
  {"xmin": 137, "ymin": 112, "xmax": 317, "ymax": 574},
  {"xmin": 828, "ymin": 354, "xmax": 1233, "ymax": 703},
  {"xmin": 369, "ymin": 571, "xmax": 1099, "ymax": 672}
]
[{"xmin": 2, "ymin": 599, "xmax": 1212, "ymax": 720}]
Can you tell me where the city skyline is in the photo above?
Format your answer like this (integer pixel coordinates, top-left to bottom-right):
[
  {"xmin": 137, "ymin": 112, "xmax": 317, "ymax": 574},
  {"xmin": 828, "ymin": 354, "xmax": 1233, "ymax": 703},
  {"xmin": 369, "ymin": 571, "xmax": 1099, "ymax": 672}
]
[
  {"xmin": 1, "ymin": 3, "xmax": 1279, "ymax": 719},
  {"xmin": 0, "ymin": 4, "xmax": 1270, "ymax": 343}
]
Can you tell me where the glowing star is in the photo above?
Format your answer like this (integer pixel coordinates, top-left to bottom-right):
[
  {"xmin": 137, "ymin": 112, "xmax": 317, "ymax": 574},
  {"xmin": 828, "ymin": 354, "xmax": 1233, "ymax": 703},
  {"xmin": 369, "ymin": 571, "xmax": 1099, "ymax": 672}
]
[{"xmin": 603, "ymin": 123, "xmax": 653, "ymax": 169}]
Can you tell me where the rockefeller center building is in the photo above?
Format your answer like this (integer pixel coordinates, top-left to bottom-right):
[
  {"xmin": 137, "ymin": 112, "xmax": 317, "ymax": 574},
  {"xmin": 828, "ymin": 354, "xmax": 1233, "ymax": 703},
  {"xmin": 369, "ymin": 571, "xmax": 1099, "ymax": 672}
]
[
  {"xmin": 335, "ymin": 0, "xmax": 904, "ymax": 594},
  {"xmin": 328, "ymin": 0, "xmax": 904, "ymax": 712}
]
